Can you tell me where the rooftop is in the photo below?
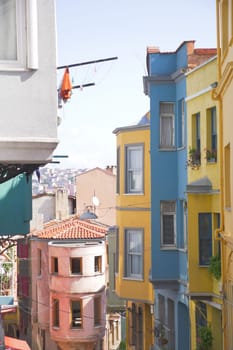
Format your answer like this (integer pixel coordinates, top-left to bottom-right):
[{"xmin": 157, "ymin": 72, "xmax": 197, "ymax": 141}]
[{"xmin": 31, "ymin": 215, "xmax": 107, "ymax": 240}]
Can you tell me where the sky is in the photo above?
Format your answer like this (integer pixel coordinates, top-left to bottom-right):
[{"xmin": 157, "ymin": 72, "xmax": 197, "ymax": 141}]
[{"xmin": 54, "ymin": 0, "xmax": 217, "ymax": 170}]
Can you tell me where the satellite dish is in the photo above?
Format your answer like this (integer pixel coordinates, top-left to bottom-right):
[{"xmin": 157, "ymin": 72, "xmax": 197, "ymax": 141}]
[{"xmin": 92, "ymin": 196, "xmax": 100, "ymax": 207}]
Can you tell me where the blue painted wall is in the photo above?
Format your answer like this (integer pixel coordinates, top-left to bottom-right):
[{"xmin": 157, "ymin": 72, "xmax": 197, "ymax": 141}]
[{"xmin": 148, "ymin": 44, "xmax": 188, "ymax": 283}]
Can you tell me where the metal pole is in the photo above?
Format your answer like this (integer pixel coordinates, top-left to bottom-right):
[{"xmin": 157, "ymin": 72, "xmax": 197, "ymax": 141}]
[{"xmin": 57, "ymin": 56, "xmax": 118, "ymax": 70}]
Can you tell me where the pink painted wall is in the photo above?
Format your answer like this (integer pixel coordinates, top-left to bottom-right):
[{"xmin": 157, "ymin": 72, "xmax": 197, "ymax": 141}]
[{"xmin": 31, "ymin": 238, "xmax": 107, "ymax": 349}]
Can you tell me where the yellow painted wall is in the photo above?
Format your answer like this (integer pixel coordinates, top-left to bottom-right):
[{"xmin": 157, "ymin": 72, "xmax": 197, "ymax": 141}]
[
  {"xmin": 187, "ymin": 57, "xmax": 223, "ymax": 349},
  {"xmin": 215, "ymin": 2, "xmax": 233, "ymax": 348},
  {"xmin": 186, "ymin": 57, "xmax": 220, "ymax": 293},
  {"xmin": 115, "ymin": 122, "xmax": 153, "ymax": 304}
]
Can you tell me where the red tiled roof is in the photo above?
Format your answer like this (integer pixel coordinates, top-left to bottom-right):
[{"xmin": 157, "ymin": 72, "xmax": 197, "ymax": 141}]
[
  {"xmin": 5, "ymin": 336, "xmax": 31, "ymax": 350},
  {"xmin": 31, "ymin": 216, "xmax": 107, "ymax": 240}
]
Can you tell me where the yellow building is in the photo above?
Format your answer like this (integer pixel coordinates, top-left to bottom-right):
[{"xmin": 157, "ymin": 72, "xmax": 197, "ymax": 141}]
[
  {"xmin": 213, "ymin": 1, "xmax": 233, "ymax": 349},
  {"xmin": 113, "ymin": 112, "xmax": 154, "ymax": 350},
  {"xmin": 186, "ymin": 56, "xmax": 223, "ymax": 350}
]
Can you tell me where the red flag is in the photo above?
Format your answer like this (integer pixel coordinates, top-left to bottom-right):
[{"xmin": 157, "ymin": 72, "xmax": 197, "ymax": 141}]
[{"xmin": 60, "ymin": 67, "xmax": 72, "ymax": 102}]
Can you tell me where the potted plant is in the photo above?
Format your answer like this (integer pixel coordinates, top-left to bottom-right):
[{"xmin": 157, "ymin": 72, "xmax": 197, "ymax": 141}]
[
  {"xmin": 187, "ymin": 147, "xmax": 201, "ymax": 169},
  {"xmin": 204, "ymin": 148, "xmax": 217, "ymax": 162},
  {"xmin": 208, "ymin": 255, "xmax": 221, "ymax": 280},
  {"xmin": 197, "ymin": 325, "xmax": 213, "ymax": 350}
]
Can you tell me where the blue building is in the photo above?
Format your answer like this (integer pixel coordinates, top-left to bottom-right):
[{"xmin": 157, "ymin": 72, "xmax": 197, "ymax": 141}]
[{"xmin": 143, "ymin": 41, "xmax": 216, "ymax": 350}]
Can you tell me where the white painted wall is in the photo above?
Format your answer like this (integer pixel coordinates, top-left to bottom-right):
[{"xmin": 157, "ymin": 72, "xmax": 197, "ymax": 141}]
[{"xmin": 0, "ymin": 0, "xmax": 58, "ymax": 164}]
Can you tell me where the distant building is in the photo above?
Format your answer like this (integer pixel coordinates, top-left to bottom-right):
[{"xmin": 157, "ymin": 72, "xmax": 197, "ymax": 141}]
[
  {"xmin": 76, "ymin": 167, "xmax": 116, "ymax": 227},
  {"xmin": 18, "ymin": 217, "xmax": 108, "ymax": 350}
]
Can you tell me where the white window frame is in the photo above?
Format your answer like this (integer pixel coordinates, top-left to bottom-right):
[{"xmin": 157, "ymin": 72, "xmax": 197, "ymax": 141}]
[
  {"xmin": 181, "ymin": 99, "xmax": 185, "ymax": 147},
  {"xmin": 0, "ymin": 0, "xmax": 38, "ymax": 71},
  {"xmin": 124, "ymin": 228, "xmax": 143, "ymax": 279},
  {"xmin": 160, "ymin": 102, "xmax": 175, "ymax": 148},
  {"xmin": 125, "ymin": 144, "xmax": 144, "ymax": 194},
  {"xmin": 161, "ymin": 201, "xmax": 176, "ymax": 248}
]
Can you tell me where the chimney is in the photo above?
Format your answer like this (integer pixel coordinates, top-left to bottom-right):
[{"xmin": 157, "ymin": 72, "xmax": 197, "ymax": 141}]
[{"xmin": 55, "ymin": 188, "xmax": 69, "ymax": 220}]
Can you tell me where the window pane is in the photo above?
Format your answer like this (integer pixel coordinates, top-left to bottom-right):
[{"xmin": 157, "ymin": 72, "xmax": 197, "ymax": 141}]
[
  {"xmin": 125, "ymin": 229, "xmax": 143, "ymax": 278},
  {"xmin": 71, "ymin": 258, "xmax": 81, "ymax": 274},
  {"xmin": 126, "ymin": 145, "xmax": 143, "ymax": 193},
  {"xmin": 94, "ymin": 296, "xmax": 101, "ymax": 326},
  {"xmin": 199, "ymin": 213, "xmax": 212, "ymax": 265},
  {"xmin": 71, "ymin": 300, "xmax": 82, "ymax": 328},
  {"xmin": 0, "ymin": 0, "xmax": 17, "ymax": 60},
  {"xmin": 161, "ymin": 116, "xmax": 173, "ymax": 147},
  {"xmin": 53, "ymin": 299, "xmax": 59, "ymax": 327},
  {"xmin": 163, "ymin": 215, "xmax": 175, "ymax": 244},
  {"xmin": 161, "ymin": 201, "xmax": 176, "ymax": 246}
]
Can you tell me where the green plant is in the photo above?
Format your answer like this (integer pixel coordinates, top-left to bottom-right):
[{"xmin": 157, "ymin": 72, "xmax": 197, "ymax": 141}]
[
  {"xmin": 204, "ymin": 148, "xmax": 217, "ymax": 162},
  {"xmin": 208, "ymin": 255, "xmax": 221, "ymax": 280},
  {"xmin": 187, "ymin": 147, "xmax": 201, "ymax": 169},
  {"xmin": 119, "ymin": 340, "xmax": 126, "ymax": 349},
  {"xmin": 197, "ymin": 325, "xmax": 213, "ymax": 350}
]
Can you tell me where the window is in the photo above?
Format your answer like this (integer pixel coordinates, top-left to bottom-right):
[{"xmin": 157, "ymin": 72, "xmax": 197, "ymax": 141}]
[
  {"xmin": 131, "ymin": 303, "xmax": 137, "ymax": 345},
  {"xmin": 71, "ymin": 300, "xmax": 82, "ymax": 328},
  {"xmin": 138, "ymin": 307, "xmax": 143, "ymax": 350},
  {"xmin": 0, "ymin": 0, "xmax": 39, "ymax": 70},
  {"xmin": 225, "ymin": 281, "xmax": 233, "ymax": 349},
  {"xmin": 160, "ymin": 102, "xmax": 175, "ymax": 148},
  {"xmin": 70, "ymin": 257, "xmax": 82, "ymax": 274},
  {"xmin": 116, "ymin": 147, "xmax": 120, "ymax": 194},
  {"xmin": 161, "ymin": 201, "xmax": 176, "ymax": 247},
  {"xmin": 125, "ymin": 144, "xmax": 143, "ymax": 193},
  {"xmin": 94, "ymin": 256, "xmax": 102, "ymax": 273},
  {"xmin": 38, "ymin": 249, "xmax": 41, "ymax": 276},
  {"xmin": 198, "ymin": 213, "xmax": 212, "ymax": 265},
  {"xmin": 225, "ymin": 144, "xmax": 231, "ymax": 208},
  {"xmin": 168, "ymin": 299, "xmax": 175, "ymax": 349},
  {"xmin": 94, "ymin": 296, "xmax": 101, "ymax": 326},
  {"xmin": 52, "ymin": 299, "xmax": 59, "ymax": 327},
  {"xmin": 191, "ymin": 112, "xmax": 201, "ymax": 163},
  {"xmin": 124, "ymin": 229, "xmax": 143, "ymax": 279},
  {"xmin": 180, "ymin": 200, "xmax": 187, "ymax": 249},
  {"xmin": 0, "ymin": 0, "xmax": 27, "ymax": 70},
  {"xmin": 178, "ymin": 99, "xmax": 185, "ymax": 147},
  {"xmin": 206, "ymin": 107, "xmax": 217, "ymax": 162},
  {"xmin": 51, "ymin": 257, "xmax": 58, "ymax": 274}
]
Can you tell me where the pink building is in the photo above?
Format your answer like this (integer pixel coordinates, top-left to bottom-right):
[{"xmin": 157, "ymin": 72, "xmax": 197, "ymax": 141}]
[{"xmin": 19, "ymin": 216, "xmax": 108, "ymax": 350}]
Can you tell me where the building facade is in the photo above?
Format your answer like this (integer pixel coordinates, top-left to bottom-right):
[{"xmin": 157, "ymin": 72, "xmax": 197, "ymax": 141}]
[
  {"xmin": 18, "ymin": 217, "xmax": 108, "ymax": 350},
  {"xmin": 214, "ymin": 1, "xmax": 233, "ymax": 349},
  {"xmin": 143, "ymin": 42, "xmax": 216, "ymax": 350},
  {"xmin": 113, "ymin": 112, "xmax": 155, "ymax": 350},
  {"xmin": 0, "ymin": 0, "xmax": 58, "ymax": 234},
  {"xmin": 76, "ymin": 167, "xmax": 116, "ymax": 227},
  {"xmin": 186, "ymin": 56, "xmax": 222, "ymax": 350}
]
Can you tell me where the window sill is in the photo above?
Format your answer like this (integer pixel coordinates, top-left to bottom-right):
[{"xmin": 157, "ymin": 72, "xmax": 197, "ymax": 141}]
[
  {"xmin": 123, "ymin": 276, "xmax": 144, "ymax": 281},
  {"xmin": 159, "ymin": 146, "xmax": 176, "ymax": 151},
  {"xmin": 160, "ymin": 246, "xmax": 177, "ymax": 250},
  {"xmin": 124, "ymin": 192, "xmax": 144, "ymax": 196}
]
